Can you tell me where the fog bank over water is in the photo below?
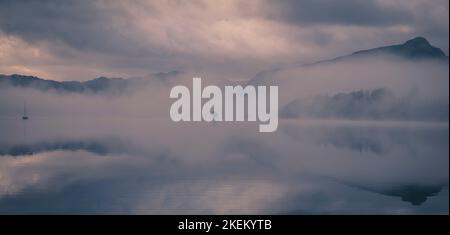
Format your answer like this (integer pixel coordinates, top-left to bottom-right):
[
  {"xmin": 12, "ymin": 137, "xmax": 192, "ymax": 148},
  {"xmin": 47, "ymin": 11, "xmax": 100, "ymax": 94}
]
[
  {"xmin": 1, "ymin": 55, "xmax": 448, "ymax": 122},
  {"xmin": 0, "ymin": 56, "xmax": 448, "ymax": 213},
  {"xmin": 0, "ymin": 117, "xmax": 448, "ymax": 214},
  {"xmin": 251, "ymin": 56, "xmax": 448, "ymax": 105},
  {"xmin": 0, "ymin": 0, "xmax": 448, "ymax": 215}
]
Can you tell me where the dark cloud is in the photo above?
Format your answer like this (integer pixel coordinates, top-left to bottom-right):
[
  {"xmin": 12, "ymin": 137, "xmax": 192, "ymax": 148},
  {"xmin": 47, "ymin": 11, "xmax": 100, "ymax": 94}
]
[
  {"xmin": 0, "ymin": 0, "xmax": 447, "ymax": 80},
  {"xmin": 264, "ymin": 0, "xmax": 413, "ymax": 26},
  {"xmin": 0, "ymin": 0, "xmax": 161, "ymax": 57}
]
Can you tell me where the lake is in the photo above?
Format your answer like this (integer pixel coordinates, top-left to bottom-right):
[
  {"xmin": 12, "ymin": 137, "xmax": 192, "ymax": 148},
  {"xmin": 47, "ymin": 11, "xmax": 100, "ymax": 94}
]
[{"xmin": 0, "ymin": 117, "xmax": 448, "ymax": 214}]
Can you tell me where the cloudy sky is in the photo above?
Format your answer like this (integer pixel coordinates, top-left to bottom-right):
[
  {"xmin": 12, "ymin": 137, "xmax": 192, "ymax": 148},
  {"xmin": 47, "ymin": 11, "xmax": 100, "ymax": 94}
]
[{"xmin": 0, "ymin": 0, "xmax": 448, "ymax": 81}]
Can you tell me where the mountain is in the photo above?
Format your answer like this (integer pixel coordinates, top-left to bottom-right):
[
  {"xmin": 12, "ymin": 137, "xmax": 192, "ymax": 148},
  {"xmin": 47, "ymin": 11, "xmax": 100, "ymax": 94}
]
[
  {"xmin": 0, "ymin": 70, "xmax": 182, "ymax": 94},
  {"xmin": 246, "ymin": 36, "xmax": 449, "ymax": 122},
  {"xmin": 250, "ymin": 37, "xmax": 448, "ymax": 84},
  {"xmin": 1, "ymin": 37, "xmax": 447, "ymax": 95},
  {"xmin": 0, "ymin": 74, "xmax": 129, "ymax": 94},
  {"xmin": 319, "ymin": 37, "xmax": 447, "ymax": 64},
  {"xmin": 280, "ymin": 88, "xmax": 449, "ymax": 121}
]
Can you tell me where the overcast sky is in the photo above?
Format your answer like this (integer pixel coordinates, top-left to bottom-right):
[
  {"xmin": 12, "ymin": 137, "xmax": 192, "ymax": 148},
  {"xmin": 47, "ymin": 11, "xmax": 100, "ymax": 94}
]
[{"xmin": 0, "ymin": 0, "xmax": 448, "ymax": 81}]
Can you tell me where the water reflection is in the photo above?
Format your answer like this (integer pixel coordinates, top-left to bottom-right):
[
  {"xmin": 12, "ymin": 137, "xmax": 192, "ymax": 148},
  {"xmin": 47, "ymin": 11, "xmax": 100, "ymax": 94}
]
[
  {"xmin": 364, "ymin": 185, "xmax": 443, "ymax": 206},
  {"xmin": 0, "ymin": 118, "xmax": 448, "ymax": 214},
  {"xmin": 0, "ymin": 140, "xmax": 113, "ymax": 156}
]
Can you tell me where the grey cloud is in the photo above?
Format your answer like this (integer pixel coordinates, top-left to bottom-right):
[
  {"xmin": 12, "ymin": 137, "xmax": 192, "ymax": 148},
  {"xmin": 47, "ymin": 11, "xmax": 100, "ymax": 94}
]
[
  {"xmin": 264, "ymin": 0, "xmax": 414, "ymax": 26},
  {"xmin": 0, "ymin": 0, "xmax": 448, "ymax": 81},
  {"xmin": 0, "ymin": 0, "xmax": 162, "ymax": 57}
]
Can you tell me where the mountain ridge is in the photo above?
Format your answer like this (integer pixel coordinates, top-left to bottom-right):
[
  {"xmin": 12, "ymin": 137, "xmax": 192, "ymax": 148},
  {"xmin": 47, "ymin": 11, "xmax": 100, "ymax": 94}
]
[
  {"xmin": 1, "ymin": 37, "xmax": 447, "ymax": 94},
  {"xmin": 316, "ymin": 37, "xmax": 447, "ymax": 65},
  {"xmin": 0, "ymin": 70, "xmax": 182, "ymax": 94},
  {"xmin": 250, "ymin": 36, "xmax": 448, "ymax": 84},
  {"xmin": 0, "ymin": 74, "xmax": 129, "ymax": 94},
  {"xmin": 280, "ymin": 87, "xmax": 449, "ymax": 121}
]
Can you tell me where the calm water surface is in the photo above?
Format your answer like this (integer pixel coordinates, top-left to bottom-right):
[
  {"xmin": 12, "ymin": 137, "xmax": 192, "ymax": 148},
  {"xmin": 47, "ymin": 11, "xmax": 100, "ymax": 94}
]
[{"xmin": 0, "ymin": 117, "xmax": 448, "ymax": 214}]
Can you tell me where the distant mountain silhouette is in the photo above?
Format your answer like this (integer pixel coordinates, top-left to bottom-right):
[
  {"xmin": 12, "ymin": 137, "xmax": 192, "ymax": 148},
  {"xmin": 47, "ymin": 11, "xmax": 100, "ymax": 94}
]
[
  {"xmin": 0, "ymin": 74, "xmax": 126, "ymax": 94},
  {"xmin": 280, "ymin": 88, "xmax": 449, "ymax": 121},
  {"xmin": 0, "ymin": 70, "xmax": 182, "ymax": 94},
  {"xmin": 1, "ymin": 37, "xmax": 447, "ymax": 94},
  {"xmin": 250, "ymin": 37, "xmax": 448, "ymax": 84},
  {"xmin": 319, "ymin": 37, "xmax": 447, "ymax": 64}
]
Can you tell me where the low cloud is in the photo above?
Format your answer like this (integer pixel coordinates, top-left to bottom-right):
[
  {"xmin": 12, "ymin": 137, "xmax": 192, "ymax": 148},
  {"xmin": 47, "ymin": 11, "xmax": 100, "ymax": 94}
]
[{"xmin": 0, "ymin": 0, "xmax": 448, "ymax": 80}]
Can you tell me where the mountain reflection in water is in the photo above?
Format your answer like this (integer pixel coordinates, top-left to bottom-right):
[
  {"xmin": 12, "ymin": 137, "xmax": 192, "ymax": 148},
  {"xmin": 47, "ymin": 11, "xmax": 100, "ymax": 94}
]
[{"xmin": 0, "ymin": 118, "xmax": 448, "ymax": 214}]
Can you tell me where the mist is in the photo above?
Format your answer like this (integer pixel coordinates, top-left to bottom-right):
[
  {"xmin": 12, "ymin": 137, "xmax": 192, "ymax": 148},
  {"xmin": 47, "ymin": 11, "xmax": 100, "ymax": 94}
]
[
  {"xmin": 1, "ymin": 55, "xmax": 448, "ymax": 122},
  {"xmin": 0, "ymin": 50, "xmax": 449, "ymax": 214}
]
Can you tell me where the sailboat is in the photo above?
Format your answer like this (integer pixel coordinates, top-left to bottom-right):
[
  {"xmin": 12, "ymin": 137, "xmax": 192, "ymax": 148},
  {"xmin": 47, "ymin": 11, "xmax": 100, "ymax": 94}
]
[{"xmin": 22, "ymin": 101, "xmax": 29, "ymax": 120}]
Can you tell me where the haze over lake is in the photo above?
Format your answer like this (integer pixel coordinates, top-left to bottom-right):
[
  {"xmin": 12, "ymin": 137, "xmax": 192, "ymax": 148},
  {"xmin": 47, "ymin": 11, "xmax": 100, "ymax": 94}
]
[
  {"xmin": 0, "ymin": 117, "xmax": 447, "ymax": 214},
  {"xmin": 0, "ymin": 0, "xmax": 448, "ymax": 214}
]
